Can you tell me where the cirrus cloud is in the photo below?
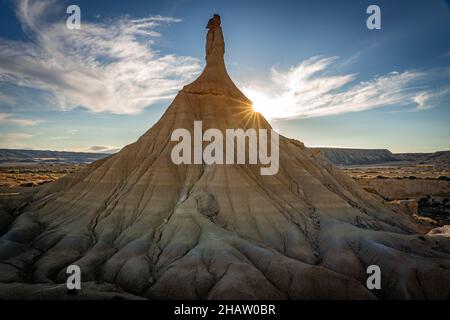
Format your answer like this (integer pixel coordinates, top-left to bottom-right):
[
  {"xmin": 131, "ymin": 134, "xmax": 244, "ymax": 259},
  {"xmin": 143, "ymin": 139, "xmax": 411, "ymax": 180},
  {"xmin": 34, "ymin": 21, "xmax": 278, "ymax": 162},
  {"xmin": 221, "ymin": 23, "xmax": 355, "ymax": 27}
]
[
  {"xmin": 0, "ymin": 132, "xmax": 34, "ymax": 149},
  {"xmin": 0, "ymin": 0, "xmax": 201, "ymax": 115},
  {"xmin": 244, "ymin": 56, "xmax": 449, "ymax": 120},
  {"xmin": 0, "ymin": 112, "xmax": 43, "ymax": 126}
]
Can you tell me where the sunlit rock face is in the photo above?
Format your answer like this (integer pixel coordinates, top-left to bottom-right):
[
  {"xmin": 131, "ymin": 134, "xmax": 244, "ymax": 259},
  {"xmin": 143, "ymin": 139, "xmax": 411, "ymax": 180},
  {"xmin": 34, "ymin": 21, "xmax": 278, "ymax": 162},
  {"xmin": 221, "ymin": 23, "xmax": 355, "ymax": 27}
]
[{"xmin": 0, "ymin": 15, "xmax": 449, "ymax": 300}]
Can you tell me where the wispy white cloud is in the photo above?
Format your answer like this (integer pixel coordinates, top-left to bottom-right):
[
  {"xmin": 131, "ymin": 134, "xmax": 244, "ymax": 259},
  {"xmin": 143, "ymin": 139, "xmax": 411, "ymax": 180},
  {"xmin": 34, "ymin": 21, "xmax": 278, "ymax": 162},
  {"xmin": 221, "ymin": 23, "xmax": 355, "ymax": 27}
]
[
  {"xmin": 0, "ymin": 133, "xmax": 34, "ymax": 140},
  {"xmin": 0, "ymin": 93, "xmax": 16, "ymax": 106},
  {"xmin": 0, "ymin": 112, "xmax": 43, "ymax": 126},
  {"xmin": 244, "ymin": 56, "xmax": 447, "ymax": 120},
  {"xmin": 413, "ymin": 92, "xmax": 434, "ymax": 110},
  {"xmin": 0, "ymin": 0, "xmax": 201, "ymax": 114},
  {"xmin": 65, "ymin": 145, "xmax": 122, "ymax": 153},
  {"xmin": 87, "ymin": 145, "xmax": 121, "ymax": 153},
  {"xmin": 0, "ymin": 132, "xmax": 34, "ymax": 149},
  {"xmin": 48, "ymin": 136, "xmax": 69, "ymax": 141},
  {"xmin": 413, "ymin": 87, "xmax": 450, "ymax": 111}
]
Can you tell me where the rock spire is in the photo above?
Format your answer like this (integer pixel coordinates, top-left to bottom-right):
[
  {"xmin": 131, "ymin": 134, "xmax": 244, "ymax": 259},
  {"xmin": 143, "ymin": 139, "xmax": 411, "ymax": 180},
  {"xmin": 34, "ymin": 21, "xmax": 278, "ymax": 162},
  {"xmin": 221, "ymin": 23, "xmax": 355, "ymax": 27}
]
[{"xmin": 183, "ymin": 14, "xmax": 251, "ymax": 103}]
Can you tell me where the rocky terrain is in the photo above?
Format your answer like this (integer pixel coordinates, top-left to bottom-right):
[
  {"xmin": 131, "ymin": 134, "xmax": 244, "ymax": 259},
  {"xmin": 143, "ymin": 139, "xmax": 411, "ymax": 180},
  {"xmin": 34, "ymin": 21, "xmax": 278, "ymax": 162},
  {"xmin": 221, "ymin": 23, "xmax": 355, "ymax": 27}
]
[
  {"xmin": 0, "ymin": 15, "xmax": 449, "ymax": 300},
  {"xmin": 342, "ymin": 164, "xmax": 450, "ymax": 227},
  {"xmin": 395, "ymin": 151, "xmax": 450, "ymax": 165},
  {"xmin": 319, "ymin": 149, "xmax": 450, "ymax": 227}
]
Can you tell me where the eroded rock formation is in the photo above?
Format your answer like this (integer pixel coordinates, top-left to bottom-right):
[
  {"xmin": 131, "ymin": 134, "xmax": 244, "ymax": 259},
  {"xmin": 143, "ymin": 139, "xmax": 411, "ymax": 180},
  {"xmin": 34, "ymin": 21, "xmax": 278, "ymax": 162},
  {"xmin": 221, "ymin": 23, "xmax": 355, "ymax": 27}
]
[{"xmin": 0, "ymin": 15, "xmax": 449, "ymax": 300}]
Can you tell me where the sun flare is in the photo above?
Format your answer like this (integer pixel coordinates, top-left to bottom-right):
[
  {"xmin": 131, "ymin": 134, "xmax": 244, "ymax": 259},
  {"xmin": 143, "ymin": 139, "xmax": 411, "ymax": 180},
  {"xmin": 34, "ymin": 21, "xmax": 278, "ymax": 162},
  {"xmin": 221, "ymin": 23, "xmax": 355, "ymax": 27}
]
[{"xmin": 246, "ymin": 89, "xmax": 276, "ymax": 120}]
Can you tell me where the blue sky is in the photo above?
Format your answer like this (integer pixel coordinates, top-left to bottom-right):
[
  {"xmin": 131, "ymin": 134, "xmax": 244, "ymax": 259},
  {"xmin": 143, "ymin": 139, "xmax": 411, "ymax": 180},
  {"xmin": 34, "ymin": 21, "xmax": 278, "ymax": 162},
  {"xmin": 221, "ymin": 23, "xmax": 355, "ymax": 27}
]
[{"xmin": 0, "ymin": 0, "xmax": 449, "ymax": 153}]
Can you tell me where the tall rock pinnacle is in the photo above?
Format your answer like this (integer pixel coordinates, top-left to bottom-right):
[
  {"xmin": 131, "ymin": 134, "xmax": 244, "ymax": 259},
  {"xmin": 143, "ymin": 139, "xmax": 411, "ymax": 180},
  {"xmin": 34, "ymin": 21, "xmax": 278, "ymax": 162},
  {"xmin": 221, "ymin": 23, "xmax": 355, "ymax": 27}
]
[
  {"xmin": 0, "ymin": 14, "xmax": 449, "ymax": 300},
  {"xmin": 183, "ymin": 14, "xmax": 251, "ymax": 103},
  {"xmin": 205, "ymin": 14, "xmax": 225, "ymax": 66}
]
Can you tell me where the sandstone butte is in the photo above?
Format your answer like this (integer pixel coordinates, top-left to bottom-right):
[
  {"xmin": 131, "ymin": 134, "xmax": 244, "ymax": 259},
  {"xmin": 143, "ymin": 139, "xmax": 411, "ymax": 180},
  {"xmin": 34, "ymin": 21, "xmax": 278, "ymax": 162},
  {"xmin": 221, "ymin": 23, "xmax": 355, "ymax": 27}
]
[{"xmin": 0, "ymin": 14, "xmax": 449, "ymax": 300}]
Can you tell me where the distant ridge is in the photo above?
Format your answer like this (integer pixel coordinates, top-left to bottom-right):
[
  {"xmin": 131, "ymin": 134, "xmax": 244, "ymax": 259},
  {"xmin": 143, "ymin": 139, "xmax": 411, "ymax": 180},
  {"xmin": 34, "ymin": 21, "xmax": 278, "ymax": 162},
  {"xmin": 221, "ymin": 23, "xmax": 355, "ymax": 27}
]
[
  {"xmin": 1, "ymin": 148, "xmax": 448, "ymax": 166},
  {"xmin": 314, "ymin": 148, "xmax": 450, "ymax": 166},
  {"xmin": 315, "ymin": 148, "xmax": 398, "ymax": 165},
  {"xmin": 0, "ymin": 149, "xmax": 109, "ymax": 164}
]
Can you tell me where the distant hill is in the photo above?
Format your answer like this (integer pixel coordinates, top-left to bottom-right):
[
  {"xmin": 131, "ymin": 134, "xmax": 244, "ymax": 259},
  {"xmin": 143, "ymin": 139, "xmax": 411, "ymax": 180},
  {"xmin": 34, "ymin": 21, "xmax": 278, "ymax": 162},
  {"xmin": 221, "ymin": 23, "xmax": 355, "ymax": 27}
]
[
  {"xmin": 314, "ymin": 148, "xmax": 399, "ymax": 165},
  {"xmin": 417, "ymin": 151, "xmax": 450, "ymax": 165},
  {"xmin": 315, "ymin": 148, "xmax": 450, "ymax": 166},
  {"xmin": 0, "ymin": 149, "xmax": 109, "ymax": 164}
]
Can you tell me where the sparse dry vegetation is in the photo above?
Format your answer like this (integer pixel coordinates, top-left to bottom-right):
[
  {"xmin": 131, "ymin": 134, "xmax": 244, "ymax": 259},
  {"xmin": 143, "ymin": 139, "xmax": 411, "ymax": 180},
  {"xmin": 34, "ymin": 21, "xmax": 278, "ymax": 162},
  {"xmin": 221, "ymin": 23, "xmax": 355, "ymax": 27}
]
[{"xmin": 0, "ymin": 164, "xmax": 85, "ymax": 188}]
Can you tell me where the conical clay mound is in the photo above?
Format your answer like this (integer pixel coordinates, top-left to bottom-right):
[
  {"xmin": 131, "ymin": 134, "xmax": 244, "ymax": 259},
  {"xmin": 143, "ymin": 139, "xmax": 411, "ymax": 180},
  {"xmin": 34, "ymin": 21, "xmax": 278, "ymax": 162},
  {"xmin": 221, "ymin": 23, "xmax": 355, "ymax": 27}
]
[{"xmin": 0, "ymin": 15, "xmax": 449, "ymax": 300}]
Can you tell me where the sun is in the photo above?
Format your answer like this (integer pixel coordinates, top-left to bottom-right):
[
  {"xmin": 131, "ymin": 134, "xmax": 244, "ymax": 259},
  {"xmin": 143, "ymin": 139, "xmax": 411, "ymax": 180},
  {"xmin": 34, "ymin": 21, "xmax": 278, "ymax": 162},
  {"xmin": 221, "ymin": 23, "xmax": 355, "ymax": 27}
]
[
  {"xmin": 252, "ymin": 99, "xmax": 270, "ymax": 115},
  {"xmin": 246, "ymin": 89, "xmax": 275, "ymax": 120}
]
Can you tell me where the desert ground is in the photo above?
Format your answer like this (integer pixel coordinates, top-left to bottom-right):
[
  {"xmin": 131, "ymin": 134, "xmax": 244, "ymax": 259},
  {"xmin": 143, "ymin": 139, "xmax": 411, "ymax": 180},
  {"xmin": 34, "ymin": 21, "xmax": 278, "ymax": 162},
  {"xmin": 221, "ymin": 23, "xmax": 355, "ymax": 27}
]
[
  {"xmin": 0, "ymin": 163, "xmax": 85, "ymax": 188},
  {"xmin": 0, "ymin": 164, "xmax": 86, "ymax": 236},
  {"xmin": 341, "ymin": 162, "xmax": 450, "ymax": 226}
]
